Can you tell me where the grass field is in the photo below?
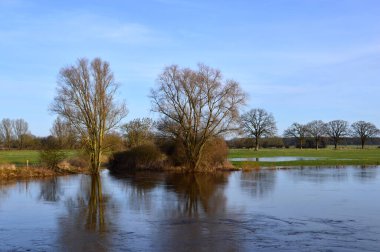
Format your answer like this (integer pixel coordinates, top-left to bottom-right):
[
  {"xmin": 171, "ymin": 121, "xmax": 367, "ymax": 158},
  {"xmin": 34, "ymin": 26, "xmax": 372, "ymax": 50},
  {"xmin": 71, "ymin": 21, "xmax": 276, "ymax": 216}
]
[
  {"xmin": 1, "ymin": 148, "xmax": 380, "ymax": 168},
  {"xmin": 0, "ymin": 150, "xmax": 77, "ymax": 166},
  {"xmin": 229, "ymin": 147, "xmax": 380, "ymax": 167}
]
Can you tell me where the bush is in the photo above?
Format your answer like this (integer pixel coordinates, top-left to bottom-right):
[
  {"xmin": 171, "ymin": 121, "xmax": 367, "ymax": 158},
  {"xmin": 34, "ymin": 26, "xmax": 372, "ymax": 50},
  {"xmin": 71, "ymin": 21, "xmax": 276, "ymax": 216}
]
[
  {"xmin": 157, "ymin": 137, "xmax": 229, "ymax": 171},
  {"xmin": 40, "ymin": 149, "xmax": 66, "ymax": 171},
  {"xmin": 67, "ymin": 156, "xmax": 89, "ymax": 168},
  {"xmin": 39, "ymin": 137, "xmax": 66, "ymax": 171},
  {"xmin": 108, "ymin": 144, "xmax": 163, "ymax": 173},
  {"xmin": 261, "ymin": 137, "xmax": 284, "ymax": 148},
  {"xmin": 198, "ymin": 138, "xmax": 229, "ymax": 170}
]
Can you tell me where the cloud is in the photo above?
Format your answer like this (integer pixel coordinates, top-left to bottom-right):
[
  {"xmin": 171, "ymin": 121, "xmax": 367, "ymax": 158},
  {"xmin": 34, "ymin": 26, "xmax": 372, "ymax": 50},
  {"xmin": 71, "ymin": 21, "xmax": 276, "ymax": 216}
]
[{"xmin": 0, "ymin": 11, "xmax": 168, "ymax": 47}]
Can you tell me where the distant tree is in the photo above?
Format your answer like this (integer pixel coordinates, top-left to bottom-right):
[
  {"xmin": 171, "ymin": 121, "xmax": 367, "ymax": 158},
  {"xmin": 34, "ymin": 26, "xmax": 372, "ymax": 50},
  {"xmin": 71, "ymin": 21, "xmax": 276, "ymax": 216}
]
[
  {"xmin": 122, "ymin": 117, "xmax": 155, "ymax": 148},
  {"xmin": 151, "ymin": 64, "xmax": 246, "ymax": 171},
  {"xmin": 22, "ymin": 134, "xmax": 37, "ymax": 149},
  {"xmin": 51, "ymin": 58, "xmax": 128, "ymax": 174},
  {"xmin": 351, "ymin": 121, "xmax": 379, "ymax": 149},
  {"xmin": 12, "ymin": 118, "xmax": 29, "ymax": 149},
  {"xmin": 283, "ymin": 122, "xmax": 307, "ymax": 149},
  {"xmin": 0, "ymin": 118, "xmax": 14, "ymax": 149},
  {"xmin": 326, "ymin": 120, "xmax": 349, "ymax": 149},
  {"xmin": 306, "ymin": 120, "xmax": 326, "ymax": 150},
  {"xmin": 261, "ymin": 137, "xmax": 284, "ymax": 148},
  {"xmin": 240, "ymin": 108, "xmax": 277, "ymax": 151},
  {"xmin": 50, "ymin": 117, "xmax": 77, "ymax": 149}
]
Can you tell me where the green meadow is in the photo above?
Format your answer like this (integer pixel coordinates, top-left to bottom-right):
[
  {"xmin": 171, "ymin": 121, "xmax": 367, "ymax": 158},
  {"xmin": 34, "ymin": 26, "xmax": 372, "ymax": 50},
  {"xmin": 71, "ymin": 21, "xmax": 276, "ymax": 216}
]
[
  {"xmin": 0, "ymin": 150, "xmax": 77, "ymax": 166},
  {"xmin": 229, "ymin": 147, "xmax": 380, "ymax": 167},
  {"xmin": 1, "ymin": 147, "xmax": 380, "ymax": 168}
]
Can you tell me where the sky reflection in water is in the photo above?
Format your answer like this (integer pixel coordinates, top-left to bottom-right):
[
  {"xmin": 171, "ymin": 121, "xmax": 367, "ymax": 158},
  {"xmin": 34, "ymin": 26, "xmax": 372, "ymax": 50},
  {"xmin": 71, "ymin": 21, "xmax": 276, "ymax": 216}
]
[{"xmin": 0, "ymin": 166, "xmax": 379, "ymax": 251}]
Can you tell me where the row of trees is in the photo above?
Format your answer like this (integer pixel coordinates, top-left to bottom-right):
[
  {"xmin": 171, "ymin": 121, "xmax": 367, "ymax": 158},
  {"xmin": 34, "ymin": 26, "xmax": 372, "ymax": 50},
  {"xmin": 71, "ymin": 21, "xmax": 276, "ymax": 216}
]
[
  {"xmin": 238, "ymin": 108, "xmax": 379, "ymax": 150},
  {"xmin": 284, "ymin": 120, "xmax": 379, "ymax": 150},
  {"xmin": 0, "ymin": 118, "xmax": 29, "ymax": 149}
]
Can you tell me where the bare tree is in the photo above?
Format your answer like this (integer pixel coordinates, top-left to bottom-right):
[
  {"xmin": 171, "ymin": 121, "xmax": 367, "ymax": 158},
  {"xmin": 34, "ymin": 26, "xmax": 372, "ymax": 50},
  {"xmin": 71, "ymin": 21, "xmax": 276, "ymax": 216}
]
[
  {"xmin": 305, "ymin": 120, "xmax": 326, "ymax": 150},
  {"xmin": 351, "ymin": 121, "xmax": 379, "ymax": 149},
  {"xmin": 51, "ymin": 117, "xmax": 77, "ymax": 149},
  {"xmin": 122, "ymin": 117, "xmax": 155, "ymax": 148},
  {"xmin": 0, "ymin": 118, "xmax": 14, "ymax": 149},
  {"xmin": 283, "ymin": 122, "xmax": 307, "ymax": 149},
  {"xmin": 240, "ymin": 108, "xmax": 277, "ymax": 151},
  {"xmin": 326, "ymin": 120, "xmax": 349, "ymax": 149},
  {"xmin": 51, "ymin": 58, "xmax": 128, "ymax": 173},
  {"xmin": 12, "ymin": 118, "xmax": 29, "ymax": 149},
  {"xmin": 150, "ymin": 64, "xmax": 246, "ymax": 171}
]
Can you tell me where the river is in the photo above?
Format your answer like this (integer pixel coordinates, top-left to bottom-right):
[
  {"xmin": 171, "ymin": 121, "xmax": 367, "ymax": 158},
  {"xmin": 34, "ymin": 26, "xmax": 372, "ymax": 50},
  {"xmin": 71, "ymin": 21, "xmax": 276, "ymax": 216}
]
[{"xmin": 1, "ymin": 166, "xmax": 379, "ymax": 251}]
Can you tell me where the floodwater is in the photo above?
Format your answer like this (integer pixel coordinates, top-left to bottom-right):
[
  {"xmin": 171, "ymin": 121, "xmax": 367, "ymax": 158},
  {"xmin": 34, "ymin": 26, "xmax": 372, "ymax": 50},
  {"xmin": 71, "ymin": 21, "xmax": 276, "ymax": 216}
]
[
  {"xmin": 229, "ymin": 156, "xmax": 321, "ymax": 162},
  {"xmin": 1, "ymin": 166, "xmax": 380, "ymax": 251}
]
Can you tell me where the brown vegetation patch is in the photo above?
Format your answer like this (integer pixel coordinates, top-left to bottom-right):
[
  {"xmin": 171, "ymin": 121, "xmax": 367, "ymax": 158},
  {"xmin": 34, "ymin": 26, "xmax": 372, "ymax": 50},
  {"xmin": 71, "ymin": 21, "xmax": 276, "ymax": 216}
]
[{"xmin": 0, "ymin": 162, "xmax": 90, "ymax": 180}]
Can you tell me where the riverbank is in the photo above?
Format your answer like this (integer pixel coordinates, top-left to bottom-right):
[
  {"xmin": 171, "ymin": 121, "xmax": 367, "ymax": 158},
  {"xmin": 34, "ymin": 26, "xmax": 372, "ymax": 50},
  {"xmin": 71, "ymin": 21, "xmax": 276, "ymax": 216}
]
[
  {"xmin": 0, "ymin": 163, "xmax": 89, "ymax": 180},
  {"xmin": 230, "ymin": 148, "xmax": 380, "ymax": 168},
  {"xmin": 1, "ymin": 148, "xmax": 380, "ymax": 178}
]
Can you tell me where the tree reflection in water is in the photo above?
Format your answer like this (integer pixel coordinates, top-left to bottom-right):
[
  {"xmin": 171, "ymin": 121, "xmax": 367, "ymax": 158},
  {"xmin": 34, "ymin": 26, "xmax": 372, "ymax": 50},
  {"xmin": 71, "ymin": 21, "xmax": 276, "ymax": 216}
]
[
  {"xmin": 165, "ymin": 172, "xmax": 228, "ymax": 217},
  {"xmin": 150, "ymin": 172, "xmax": 242, "ymax": 251},
  {"xmin": 288, "ymin": 167, "xmax": 349, "ymax": 183},
  {"xmin": 354, "ymin": 166, "xmax": 378, "ymax": 182},
  {"xmin": 39, "ymin": 177, "xmax": 62, "ymax": 202},
  {"xmin": 111, "ymin": 172, "xmax": 164, "ymax": 212},
  {"xmin": 57, "ymin": 174, "xmax": 114, "ymax": 251},
  {"xmin": 240, "ymin": 170, "xmax": 276, "ymax": 198},
  {"xmin": 0, "ymin": 182, "xmax": 12, "ymax": 205}
]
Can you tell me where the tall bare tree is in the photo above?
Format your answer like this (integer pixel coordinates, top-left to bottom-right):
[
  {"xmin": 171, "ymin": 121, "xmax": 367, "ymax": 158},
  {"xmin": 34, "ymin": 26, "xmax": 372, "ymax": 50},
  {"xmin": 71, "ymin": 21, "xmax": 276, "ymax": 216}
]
[
  {"xmin": 12, "ymin": 118, "xmax": 29, "ymax": 149},
  {"xmin": 240, "ymin": 108, "xmax": 277, "ymax": 151},
  {"xmin": 0, "ymin": 118, "xmax": 14, "ymax": 149},
  {"xmin": 326, "ymin": 120, "xmax": 349, "ymax": 149},
  {"xmin": 122, "ymin": 117, "xmax": 155, "ymax": 148},
  {"xmin": 283, "ymin": 122, "xmax": 307, "ymax": 149},
  {"xmin": 351, "ymin": 121, "xmax": 379, "ymax": 149},
  {"xmin": 150, "ymin": 64, "xmax": 246, "ymax": 171},
  {"xmin": 51, "ymin": 58, "xmax": 128, "ymax": 173},
  {"xmin": 306, "ymin": 120, "xmax": 326, "ymax": 150}
]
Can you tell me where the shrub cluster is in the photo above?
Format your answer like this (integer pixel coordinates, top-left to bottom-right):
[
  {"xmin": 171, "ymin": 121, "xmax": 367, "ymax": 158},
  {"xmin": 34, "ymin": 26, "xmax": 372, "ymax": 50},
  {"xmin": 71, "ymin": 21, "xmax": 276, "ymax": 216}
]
[
  {"xmin": 108, "ymin": 144, "xmax": 163, "ymax": 173},
  {"xmin": 108, "ymin": 138, "xmax": 230, "ymax": 173}
]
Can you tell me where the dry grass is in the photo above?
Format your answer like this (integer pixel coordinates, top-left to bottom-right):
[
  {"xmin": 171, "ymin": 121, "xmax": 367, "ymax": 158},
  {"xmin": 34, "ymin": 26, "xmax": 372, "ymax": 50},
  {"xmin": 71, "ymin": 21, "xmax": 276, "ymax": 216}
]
[
  {"xmin": 0, "ymin": 162, "xmax": 90, "ymax": 180},
  {"xmin": 0, "ymin": 164, "xmax": 55, "ymax": 180}
]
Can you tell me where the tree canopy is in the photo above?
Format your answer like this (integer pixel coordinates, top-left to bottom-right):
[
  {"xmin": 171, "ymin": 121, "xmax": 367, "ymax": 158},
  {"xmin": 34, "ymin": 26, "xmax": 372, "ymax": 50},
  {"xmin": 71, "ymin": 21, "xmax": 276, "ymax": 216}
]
[
  {"xmin": 51, "ymin": 58, "xmax": 127, "ymax": 173},
  {"xmin": 151, "ymin": 64, "xmax": 246, "ymax": 171},
  {"xmin": 240, "ymin": 108, "xmax": 277, "ymax": 151}
]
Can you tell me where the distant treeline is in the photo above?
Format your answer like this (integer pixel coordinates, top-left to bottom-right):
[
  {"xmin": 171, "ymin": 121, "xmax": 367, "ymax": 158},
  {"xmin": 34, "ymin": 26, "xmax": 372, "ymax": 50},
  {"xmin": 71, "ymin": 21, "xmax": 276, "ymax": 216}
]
[{"xmin": 227, "ymin": 137, "xmax": 380, "ymax": 149}]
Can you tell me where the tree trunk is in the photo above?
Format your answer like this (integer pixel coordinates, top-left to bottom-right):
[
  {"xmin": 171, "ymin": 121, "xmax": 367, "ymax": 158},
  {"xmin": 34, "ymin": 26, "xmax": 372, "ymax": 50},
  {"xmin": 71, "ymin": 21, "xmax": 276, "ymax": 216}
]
[
  {"xmin": 300, "ymin": 139, "xmax": 303, "ymax": 150},
  {"xmin": 361, "ymin": 138, "xmax": 365, "ymax": 149},
  {"xmin": 315, "ymin": 138, "xmax": 319, "ymax": 150},
  {"xmin": 254, "ymin": 137, "xmax": 259, "ymax": 151}
]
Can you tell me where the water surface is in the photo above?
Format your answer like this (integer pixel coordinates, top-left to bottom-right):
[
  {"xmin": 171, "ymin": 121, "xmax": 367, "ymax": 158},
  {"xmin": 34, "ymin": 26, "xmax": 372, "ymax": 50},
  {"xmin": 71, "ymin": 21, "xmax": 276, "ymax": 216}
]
[
  {"xmin": 229, "ymin": 156, "xmax": 321, "ymax": 162},
  {"xmin": 1, "ymin": 166, "xmax": 379, "ymax": 251}
]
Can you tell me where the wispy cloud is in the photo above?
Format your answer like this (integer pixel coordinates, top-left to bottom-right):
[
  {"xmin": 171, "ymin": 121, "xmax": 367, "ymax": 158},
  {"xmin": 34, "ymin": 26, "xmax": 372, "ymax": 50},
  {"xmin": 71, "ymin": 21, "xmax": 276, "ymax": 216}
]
[{"xmin": 0, "ymin": 11, "xmax": 168, "ymax": 46}]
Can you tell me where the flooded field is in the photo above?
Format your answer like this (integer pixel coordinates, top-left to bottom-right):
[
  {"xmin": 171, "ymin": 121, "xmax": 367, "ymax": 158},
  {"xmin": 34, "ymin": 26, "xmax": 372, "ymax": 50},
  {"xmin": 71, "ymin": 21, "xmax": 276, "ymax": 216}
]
[
  {"xmin": 229, "ymin": 156, "xmax": 321, "ymax": 162},
  {"xmin": 1, "ymin": 166, "xmax": 379, "ymax": 251}
]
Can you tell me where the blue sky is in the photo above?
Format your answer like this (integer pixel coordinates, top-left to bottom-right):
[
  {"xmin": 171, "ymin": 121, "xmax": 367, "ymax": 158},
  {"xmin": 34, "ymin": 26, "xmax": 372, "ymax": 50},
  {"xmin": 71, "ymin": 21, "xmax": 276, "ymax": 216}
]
[{"xmin": 0, "ymin": 0, "xmax": 379, "ymax": 136}]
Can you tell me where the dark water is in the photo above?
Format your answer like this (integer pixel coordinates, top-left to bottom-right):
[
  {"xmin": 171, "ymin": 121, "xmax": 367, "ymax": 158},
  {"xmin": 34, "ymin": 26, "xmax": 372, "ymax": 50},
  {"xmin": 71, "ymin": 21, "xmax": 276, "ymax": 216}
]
[{"xmin": 1, "ymin": 166, "xmax": 380, "ymax": 251}]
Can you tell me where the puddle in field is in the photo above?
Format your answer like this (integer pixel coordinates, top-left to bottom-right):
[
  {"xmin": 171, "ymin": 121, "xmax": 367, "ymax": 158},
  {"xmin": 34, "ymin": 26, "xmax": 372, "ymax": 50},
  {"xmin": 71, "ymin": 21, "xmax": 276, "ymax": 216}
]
[{"xmin": 229, "ymin": 156, "xmax": 321, "ymax": 162}]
